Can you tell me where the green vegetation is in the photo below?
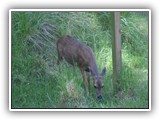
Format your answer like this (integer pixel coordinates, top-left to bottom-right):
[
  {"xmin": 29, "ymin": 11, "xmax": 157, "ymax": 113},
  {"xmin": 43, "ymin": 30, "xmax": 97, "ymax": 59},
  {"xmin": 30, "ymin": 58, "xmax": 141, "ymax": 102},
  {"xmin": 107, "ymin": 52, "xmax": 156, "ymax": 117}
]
[{"xmin": 11, "ymin": 11, "xmax": 149, "ymax": 109}]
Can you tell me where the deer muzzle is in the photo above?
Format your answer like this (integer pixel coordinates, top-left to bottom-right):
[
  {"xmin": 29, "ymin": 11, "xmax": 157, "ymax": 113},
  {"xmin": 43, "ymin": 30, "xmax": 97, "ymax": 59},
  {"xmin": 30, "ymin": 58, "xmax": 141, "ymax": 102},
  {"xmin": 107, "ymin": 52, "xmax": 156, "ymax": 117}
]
[{"xmin": 97, "ymin": 95, "xmax": 103, "ymax": 100}]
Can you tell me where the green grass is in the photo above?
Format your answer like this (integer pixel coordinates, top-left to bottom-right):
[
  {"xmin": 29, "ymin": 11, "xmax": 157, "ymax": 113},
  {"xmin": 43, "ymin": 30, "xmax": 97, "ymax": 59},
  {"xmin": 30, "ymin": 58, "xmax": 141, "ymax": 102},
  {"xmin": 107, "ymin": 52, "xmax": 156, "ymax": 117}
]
[{"xmin": 11, "ymin": 11, "xmax": 149, "ymax": 109}]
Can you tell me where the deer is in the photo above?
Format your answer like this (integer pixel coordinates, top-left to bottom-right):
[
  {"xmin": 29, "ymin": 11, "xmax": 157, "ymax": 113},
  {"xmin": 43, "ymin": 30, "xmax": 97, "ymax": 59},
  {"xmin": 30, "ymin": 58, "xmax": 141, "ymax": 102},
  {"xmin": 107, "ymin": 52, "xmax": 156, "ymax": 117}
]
[{"xmin": 57, "ymin": 35, "xmax": 106, "ymax": 99}]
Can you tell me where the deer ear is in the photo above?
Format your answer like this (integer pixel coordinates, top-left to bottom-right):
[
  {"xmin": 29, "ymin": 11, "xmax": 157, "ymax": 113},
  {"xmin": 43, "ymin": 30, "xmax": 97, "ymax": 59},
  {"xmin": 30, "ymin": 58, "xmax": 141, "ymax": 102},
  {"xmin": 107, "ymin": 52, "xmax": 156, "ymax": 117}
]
[
  {"xmin": 101, "ymin": 67, "xmax": 106, "ymax": 77},
  {"xmin": 94, "ymin": 83, "xmax": 98, "ymax": 88},
  {"xmin": 89, "ymin": 68, "xmax": 95, "ymax": 76}
]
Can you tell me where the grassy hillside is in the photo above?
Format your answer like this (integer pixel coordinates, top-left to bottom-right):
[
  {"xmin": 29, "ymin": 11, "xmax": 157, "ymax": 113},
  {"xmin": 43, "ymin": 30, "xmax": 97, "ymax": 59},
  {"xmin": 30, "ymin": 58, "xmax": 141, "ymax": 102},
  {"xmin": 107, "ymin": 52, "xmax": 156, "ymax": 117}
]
[{"xmin": 11, "ymin": 11, "xmax": 149, "ymax": 108}]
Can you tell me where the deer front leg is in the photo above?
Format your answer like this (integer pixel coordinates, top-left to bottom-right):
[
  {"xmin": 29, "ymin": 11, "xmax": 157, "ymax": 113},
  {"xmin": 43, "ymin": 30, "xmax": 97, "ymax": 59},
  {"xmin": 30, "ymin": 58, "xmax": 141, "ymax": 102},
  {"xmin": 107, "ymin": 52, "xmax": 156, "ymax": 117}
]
[
  {"xmin": 80, "ymin": 68, "xmax": 89, "ymax": 96},
  {"xmin": 87, "ymin": 72, "xmax": 90, "ymax": 93}
]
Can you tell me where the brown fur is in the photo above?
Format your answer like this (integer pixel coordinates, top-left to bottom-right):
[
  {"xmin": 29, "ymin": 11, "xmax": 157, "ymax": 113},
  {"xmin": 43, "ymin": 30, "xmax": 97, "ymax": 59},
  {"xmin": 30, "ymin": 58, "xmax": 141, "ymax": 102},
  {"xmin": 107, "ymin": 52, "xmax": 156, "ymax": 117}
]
[{"xmin": 57, "ymin": 35, "xmax": 106, "ymax": 99}]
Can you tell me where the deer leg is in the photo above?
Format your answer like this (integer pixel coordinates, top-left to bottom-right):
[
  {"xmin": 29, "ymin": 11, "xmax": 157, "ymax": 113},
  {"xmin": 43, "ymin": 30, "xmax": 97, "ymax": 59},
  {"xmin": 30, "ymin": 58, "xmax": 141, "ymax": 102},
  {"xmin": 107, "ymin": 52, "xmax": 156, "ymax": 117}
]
[
  {"xmin": 80, "ymin": 68, "xmax": 89, "ymax": 96},
  {"xmin": 57, "ymin": 50, "xmax": 62, "ymax": 64},
  {"xmin": 57, "ymin": 50, "xmax": 63, "ymax": 72},
  {"xmin": 87, "ymin": 72, "xmax": 90, "ymax": 93},
  {"xmin": 57, "ymin": 56, "xmax": 62, "ymax": 65}
]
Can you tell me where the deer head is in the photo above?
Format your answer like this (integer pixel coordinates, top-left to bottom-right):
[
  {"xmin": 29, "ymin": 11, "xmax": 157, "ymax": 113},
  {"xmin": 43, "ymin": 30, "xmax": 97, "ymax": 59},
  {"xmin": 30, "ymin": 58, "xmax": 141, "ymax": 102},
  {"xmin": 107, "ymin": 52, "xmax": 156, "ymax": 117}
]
[{"xmin": 90, "ymin": 67, "xmax": 106, "ymax": 99}]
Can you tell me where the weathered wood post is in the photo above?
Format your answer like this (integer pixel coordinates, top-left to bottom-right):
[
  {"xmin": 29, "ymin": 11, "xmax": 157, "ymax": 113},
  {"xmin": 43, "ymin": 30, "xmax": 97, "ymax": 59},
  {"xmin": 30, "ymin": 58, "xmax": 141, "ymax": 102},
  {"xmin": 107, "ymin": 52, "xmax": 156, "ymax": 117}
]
[{"xmin": 111, "ymin": 12, "xmax": 122, "ymax": 93}]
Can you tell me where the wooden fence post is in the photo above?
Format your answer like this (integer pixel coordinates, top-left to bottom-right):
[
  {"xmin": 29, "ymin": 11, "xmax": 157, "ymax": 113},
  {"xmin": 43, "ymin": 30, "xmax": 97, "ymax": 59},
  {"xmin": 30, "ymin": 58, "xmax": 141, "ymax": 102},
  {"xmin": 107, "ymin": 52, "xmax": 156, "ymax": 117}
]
[{"xmin": 112, "ymin": 12, "xmax": 122, "ymax": 93}]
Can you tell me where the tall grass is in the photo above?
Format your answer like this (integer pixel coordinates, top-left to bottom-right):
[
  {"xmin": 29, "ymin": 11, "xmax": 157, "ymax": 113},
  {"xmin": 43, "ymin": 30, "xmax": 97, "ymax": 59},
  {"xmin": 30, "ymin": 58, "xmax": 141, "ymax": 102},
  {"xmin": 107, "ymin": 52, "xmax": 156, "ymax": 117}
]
[{"xmin": 11, "ymin": 11, "xmax": 149, "ymax": 108}]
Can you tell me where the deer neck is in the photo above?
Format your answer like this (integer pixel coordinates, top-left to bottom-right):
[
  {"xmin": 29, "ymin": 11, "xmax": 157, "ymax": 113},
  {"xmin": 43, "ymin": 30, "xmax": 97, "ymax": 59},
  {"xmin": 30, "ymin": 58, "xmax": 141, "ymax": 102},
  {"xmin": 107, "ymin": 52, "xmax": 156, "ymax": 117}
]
[{"xmin": 90, "ymin": 58, "xmax": 99, "ymax": 77}]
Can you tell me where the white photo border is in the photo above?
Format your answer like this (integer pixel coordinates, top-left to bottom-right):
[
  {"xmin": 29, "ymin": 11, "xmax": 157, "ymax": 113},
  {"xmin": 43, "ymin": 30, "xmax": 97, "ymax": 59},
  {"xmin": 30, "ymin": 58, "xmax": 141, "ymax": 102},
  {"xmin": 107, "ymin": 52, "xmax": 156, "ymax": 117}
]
[{"xmin": 9, "ymin": 9, "xmax": 151, "ymax": 111}]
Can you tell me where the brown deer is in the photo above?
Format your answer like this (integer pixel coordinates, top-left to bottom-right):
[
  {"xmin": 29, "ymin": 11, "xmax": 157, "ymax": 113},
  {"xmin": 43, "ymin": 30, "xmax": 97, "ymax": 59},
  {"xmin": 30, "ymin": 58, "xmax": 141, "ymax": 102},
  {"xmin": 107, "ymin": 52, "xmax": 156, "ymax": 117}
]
[{"xmin": 57, "ymin": 35, "xmax": 106, "ymax": 99}]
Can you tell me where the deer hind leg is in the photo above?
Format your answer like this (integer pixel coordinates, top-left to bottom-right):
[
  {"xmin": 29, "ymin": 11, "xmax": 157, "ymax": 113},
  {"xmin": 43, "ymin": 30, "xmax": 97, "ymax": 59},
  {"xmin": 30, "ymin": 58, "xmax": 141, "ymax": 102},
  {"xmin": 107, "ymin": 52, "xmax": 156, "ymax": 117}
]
[
  {"xmin": 57, "ymin": 53, "xmax": 62, "ymax": 65},
  {"xmin": 57, "ymin": 48, "xmax": 63, "ymax": 72},
  {"xmin": 80, "ymin": 68, "xmax": 89, "ymax": 96}
]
